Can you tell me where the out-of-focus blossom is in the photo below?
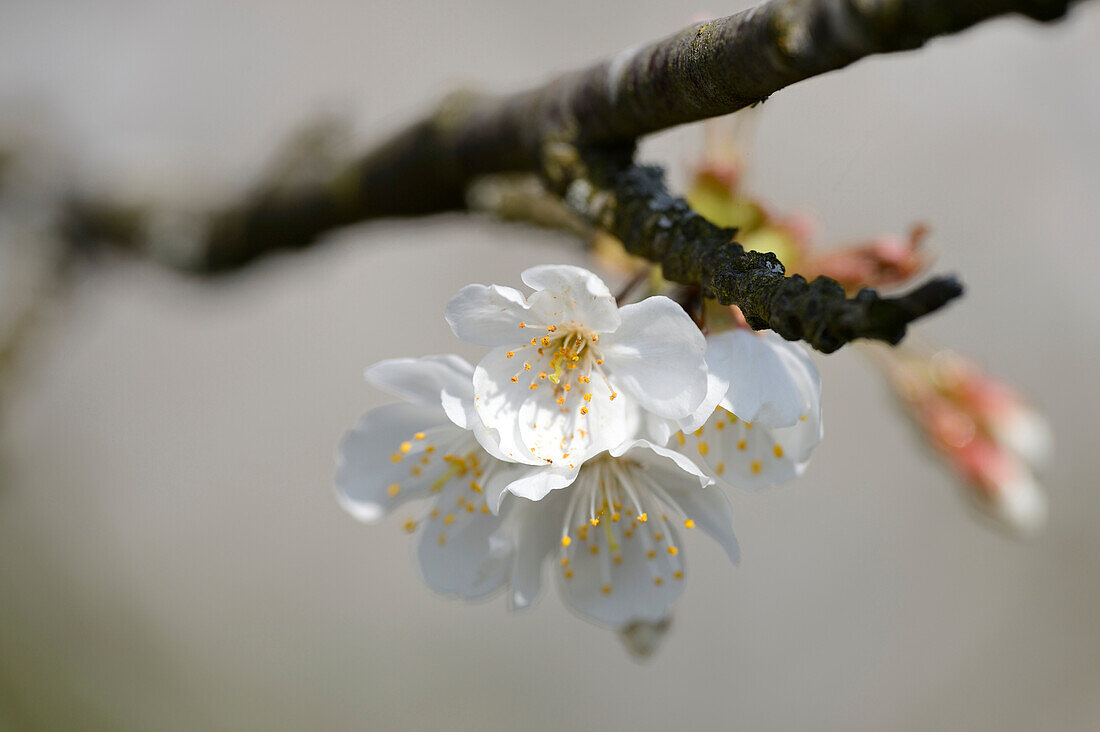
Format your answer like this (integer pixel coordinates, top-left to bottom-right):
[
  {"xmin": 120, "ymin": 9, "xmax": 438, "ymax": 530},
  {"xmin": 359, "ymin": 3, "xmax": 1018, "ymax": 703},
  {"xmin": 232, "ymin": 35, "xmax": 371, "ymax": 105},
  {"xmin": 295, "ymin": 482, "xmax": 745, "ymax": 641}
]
[
  {"xmin": 928, "ymin": 351, "xmax": 1053, "ymax": 469},
  {"xmin": 880, "ymin": 349, "xmax": 1050, "ymax": 537},
  {"xmin": 798, "ymin": 225, "xmax": 931, "ymax": 292}
]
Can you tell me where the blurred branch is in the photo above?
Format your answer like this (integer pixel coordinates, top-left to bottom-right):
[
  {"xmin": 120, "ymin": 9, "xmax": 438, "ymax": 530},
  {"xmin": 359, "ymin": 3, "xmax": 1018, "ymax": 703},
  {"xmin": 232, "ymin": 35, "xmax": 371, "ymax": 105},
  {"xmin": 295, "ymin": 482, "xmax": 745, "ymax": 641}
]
[{"xmin": 66, "ymin": 0, "xmax": 1078, "ymax": 351}]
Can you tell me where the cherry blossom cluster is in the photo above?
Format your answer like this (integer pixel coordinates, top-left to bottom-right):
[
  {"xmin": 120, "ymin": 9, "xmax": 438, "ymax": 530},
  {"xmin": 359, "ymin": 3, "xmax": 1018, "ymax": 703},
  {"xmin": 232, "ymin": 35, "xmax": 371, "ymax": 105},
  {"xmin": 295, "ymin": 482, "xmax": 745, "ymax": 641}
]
[{"xmin": 335, "ymin": 264, "xmax": 822, "ymax": 639}]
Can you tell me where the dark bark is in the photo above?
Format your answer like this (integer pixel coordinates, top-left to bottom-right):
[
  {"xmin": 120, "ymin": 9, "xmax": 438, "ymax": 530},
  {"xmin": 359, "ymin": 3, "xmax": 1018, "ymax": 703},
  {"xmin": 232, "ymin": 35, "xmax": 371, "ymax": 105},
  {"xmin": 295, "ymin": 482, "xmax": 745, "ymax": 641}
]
[{"xmin": 70, "ymin": 0, "xmax": 1080, "ymax": 350}]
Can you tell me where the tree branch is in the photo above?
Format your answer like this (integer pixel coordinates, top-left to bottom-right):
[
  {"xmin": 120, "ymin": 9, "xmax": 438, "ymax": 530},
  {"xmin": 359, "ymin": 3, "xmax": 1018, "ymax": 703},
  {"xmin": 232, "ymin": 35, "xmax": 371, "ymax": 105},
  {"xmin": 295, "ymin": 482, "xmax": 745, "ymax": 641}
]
[{"xmin": 68, "ymin": 0, "xmax": 1078, "ymax": 350}]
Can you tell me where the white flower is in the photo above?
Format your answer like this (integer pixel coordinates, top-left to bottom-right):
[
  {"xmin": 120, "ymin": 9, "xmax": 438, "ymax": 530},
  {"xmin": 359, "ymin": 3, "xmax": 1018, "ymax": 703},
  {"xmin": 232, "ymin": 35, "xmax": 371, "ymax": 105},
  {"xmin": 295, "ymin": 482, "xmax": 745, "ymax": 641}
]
[
  {"xmin": 487, "ymin": 441, "xmax": 740, "ymax": 627},
  {"xmin": 670, "ymin": 329, "xmax": 823, "ymax": 490},
  {"xmin": 444, "ymin": 264, "xmax": 708, "ymax": 469},
  {"xmin": 335, "ymin": 355, "xmax": 573, "ymax": 599},
  {"xmin": 336, "ymin": 357, "xmax": 739, "ymax": 629}
]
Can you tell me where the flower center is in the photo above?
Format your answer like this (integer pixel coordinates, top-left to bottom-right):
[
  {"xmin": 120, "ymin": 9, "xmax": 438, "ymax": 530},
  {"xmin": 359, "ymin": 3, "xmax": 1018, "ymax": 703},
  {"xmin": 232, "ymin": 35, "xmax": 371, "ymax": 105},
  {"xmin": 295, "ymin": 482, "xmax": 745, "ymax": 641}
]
[{"xmin": 557, "ymin": 456, "xmax": 693, "ymax": 592}]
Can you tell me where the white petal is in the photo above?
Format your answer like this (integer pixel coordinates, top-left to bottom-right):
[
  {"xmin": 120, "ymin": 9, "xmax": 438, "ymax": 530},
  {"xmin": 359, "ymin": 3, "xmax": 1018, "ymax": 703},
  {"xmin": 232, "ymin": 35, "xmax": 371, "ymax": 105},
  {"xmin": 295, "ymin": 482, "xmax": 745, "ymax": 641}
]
[
  {"xmin": 599, "ymin": 296, "xmax": 708, "ymax": 419},
  {"xmin": 715, "ymin": 330, "xmax": 820, "ymax": 428},
  {"xmin": 474, "ymin": 345, "xmax": 630, "ymax": 467},
  {"xmin": 365, "ymin": 355, "xmax": 474, "ymax": 409},
  {"xmin": 521, "ymin": 264, "xmax": 621, "ymax": 333},
  {"xmin": 557, "ymin": 515, "xmax": 684, "ymax": 627},
  {"xmin": 498, "ymin": 464, "xmax": 579, "ymax": 508},
  {"xmin": 444, "ymin": 283, "xmax": 531, "ymax": 346},
  {"xmin": 611, "ymin": 440, "xmax": 713, "ymax": 489},
  {"xmin": 677, "ymin": 406, "xmax": 822, "ymax": 491},
  {"xmin": 662, "ymin": 480, "xmax": 741, "ymax": 565},
  {"xmin": 495, "ymin": 490, "xmax": 570, "ymax": 610},
  {"xmin": 334, "ymin": 403, "xmax": 458, "ymax": 522},
  {"xmin": 416, "ymin": 490, "xmax": 509, "ymax": 599}
]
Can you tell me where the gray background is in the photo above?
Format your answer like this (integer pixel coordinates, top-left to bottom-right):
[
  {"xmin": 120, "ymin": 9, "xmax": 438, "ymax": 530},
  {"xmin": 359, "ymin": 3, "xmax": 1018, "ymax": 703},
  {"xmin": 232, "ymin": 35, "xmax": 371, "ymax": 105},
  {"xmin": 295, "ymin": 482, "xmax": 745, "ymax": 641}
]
[{"xmin": 1, "ymin": 1, "xmax": 1098, "ymax": 730}]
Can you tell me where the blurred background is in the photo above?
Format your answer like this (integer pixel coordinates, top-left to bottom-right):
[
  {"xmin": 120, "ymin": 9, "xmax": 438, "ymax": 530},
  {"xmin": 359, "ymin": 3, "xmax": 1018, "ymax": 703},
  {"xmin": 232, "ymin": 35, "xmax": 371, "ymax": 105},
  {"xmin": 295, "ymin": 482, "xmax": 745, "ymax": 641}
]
[{"xmin": 1, "ymin": 1, "xmax": 1098, "ymax": 730}]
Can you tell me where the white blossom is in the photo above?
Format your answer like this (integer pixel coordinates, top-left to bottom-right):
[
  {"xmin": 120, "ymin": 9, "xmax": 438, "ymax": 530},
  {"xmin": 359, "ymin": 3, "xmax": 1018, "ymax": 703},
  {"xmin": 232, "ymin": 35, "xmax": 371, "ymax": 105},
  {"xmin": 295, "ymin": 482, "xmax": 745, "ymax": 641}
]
[
  {"xmin": 444, "ymin": 264, "xmax": 708, "ymax": 469},
  {"xmin": 335, "ymin": 355, "xmax": 573, "ymax": 598},
  {"xmin": 669, "ymin": 329, "xmax": 823, "ymax": 490}
]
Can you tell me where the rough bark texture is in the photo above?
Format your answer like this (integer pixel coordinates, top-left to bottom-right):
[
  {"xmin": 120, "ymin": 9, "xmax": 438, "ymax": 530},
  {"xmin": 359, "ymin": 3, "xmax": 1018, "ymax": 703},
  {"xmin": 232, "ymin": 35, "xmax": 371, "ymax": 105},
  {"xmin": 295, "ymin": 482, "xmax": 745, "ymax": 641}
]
[{"xmin": 72, "ymin": 0, "xmax": 1080, "ymax": 350}]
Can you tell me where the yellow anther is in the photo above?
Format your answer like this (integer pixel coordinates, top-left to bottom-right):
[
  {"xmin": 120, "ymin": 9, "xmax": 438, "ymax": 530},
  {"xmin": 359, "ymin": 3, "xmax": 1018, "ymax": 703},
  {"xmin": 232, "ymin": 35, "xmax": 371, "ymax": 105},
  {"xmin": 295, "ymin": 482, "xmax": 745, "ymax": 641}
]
[
  {"xmin": 411, "ymin": 466, "xmax": 422, "ymax": 476},
  {"xmin": 601, "ymin": 584, "xmax": 612, "ymax": 595},
  {"xmin": 653, "ymin": 577, "xmax": 664, "ymax": 586},
  {"xmin": 506, "ymin": 351, "xmax": 515, "ymax": 359},
  {"xmin": 611, "ymin": 512, "xmax": 620, "ymax": 522},
  {"xmin": 694, "ymin": 428, "xmax": 704, "ymax": 438},
  {"xmin": 402, "ymin": 519, "xmax": 418, "ymax": 533},
  {"xmin": 390, "ymin": 453, "xmax": 402, "ymax": 463},
  {"xmin": 613, "ymin": 555, "xmax": 623, "ymax": 565},
  {"xmin": 751, "ymin": 461, "xmax": 762, "ymax": 474},
  {"xmin": 564, "ymin": 569, "xmax": 574, "ymax": 579},
  {"xmin": 716, "ymin": 421, "xmax": 725, "ymax": 430},
  {"xmin": 563, "ymin": 384, "xmax": 572, "ymax": 392},
  {"xmin": 556, "ymin": 396, "xmax": 566, "ymax": 405},
  {"xmin": 510, "ymin": 376, "xmax": 518, "ymax": 383},
  {"xmin": 530, "ymin": 338, "xmax": 537, "ymax": 346},
  {"xmin": 698, "ymin": 442, "xmax": 710, "ymax": 456},
  {"xmin": 684, "ymin": 519, "xmax": 695, "ymax": 529},
  {"xmin": 596, "ymin": 358, "xmax": 603, "ymax": 365},
  {"xmin": 466, "ymin": 504, "xmax": 475, "ymax": 513},
  {"xmin": 539, "ymin": 371, "xmax": 548, "ymax": 379},
  {"xmin": 387, "ymin": 483, "xmax": 401, "ymax": 497},
  {"xmin": 528, "ymin": 383, "xmax": 539, "ymax": 390},
  {"xmin": 676, "ymin": 432, "xmax": 685, "ymax": 446},
  {"xmin": 800, "ymin": 415, "xmax": 808, "ymax": 421},
  {"xmin": 590, "ymin": 545, "xmax": 599, "ymax": 554},
  {"xmin": 653, "ymin": 532, "xmax": 664, "ymax": 541},
  {"xmin": 429, "ymin": 508, "xmax": 439, "ymax": 519},
  {"xmin": 773, "ymin": 444, "xmax": 784, "ymax": 458},
  {"xmin": 716, "ymin": 462, "xmax": 725, "ymax": 475},
  {"xmin": 469, "ymin": 481, "xmax": 482, "ymax": 493},
  {"xmin": 737, "ymin": 439, "xmax": 747, "ymax": 451},
  {"xmin": 624, "ymin": 529, "xmax": 633, "ymax": 538},
  {"xmin": 637, "ymin": 513, "xmax": 648, "ymax": 523},
  {"xmin": 667, "ymin": 546, "xmax": 679, "ymax": 556},
  {"xmin": 583, "ymin": 393, "xmax": 592, "ymax": 402},
  {"xmin": 609, "ymin": 392, "xmax": 617, "ymax": 400},
  {"xmin": 580, "ymin": 406, "xmax": 589, "ymax": 415},
  {"xmin": 519, "ymin": 321, "xmax": 526, "ymax": 328},
  {"xmin": 561, "ymin": 536, "xmax": 571, "ymax": 547},
  {"xmin": 590, "ymin": 518, "xmax": 599, "ymax": 527},
  {"xmin": 560, "ymin": 557, "xmax": 569, "ymax": 567},
  {"xmin": 414, "ymin": 432, "xmax": 426, "ymax": 440},
  {"xmin": 745, "ymin": 422, "xmax": 754, "ymax": 430},
  {"xmin": 674, "ymin": 570, "xmax": 683, "ymax": 580},
  {"xmin": 541, "ymin": 337, "xmax": 550, "ymax": 346},
  {"xmin": 437, "ymin": 533, "xmax": 447, "ymax": 546},
  {"xmin": 480, "ymin": 504, "xmax": 490, "ymax": 514},
  {"xmin": 591, "ymin": 334, "xmax": 599, "ymax": 342},
  {"xmin": 425, "ymin": 445, "xmax": 435, "ymax": 453},
  {"xmin": 523, "ymin": 363, "xmax": 531, "ymax": 371},
  {"xmin": 547, "ymin": 325, "xmax": 557, "ymax": 332},
  {"xmin": 400, "ymin": 441, "xmax": 412, "ymax": 454},
  {"xmin": 647, "ymin": 550, "xmax": 656, "ymax": 559},
  {"xmin": 443, "ymin": 514, "xmax": 455, "ymax": 525},
  {"xmin": 420, "ymin": 456, "xmax": 430, "ymax": 465}
]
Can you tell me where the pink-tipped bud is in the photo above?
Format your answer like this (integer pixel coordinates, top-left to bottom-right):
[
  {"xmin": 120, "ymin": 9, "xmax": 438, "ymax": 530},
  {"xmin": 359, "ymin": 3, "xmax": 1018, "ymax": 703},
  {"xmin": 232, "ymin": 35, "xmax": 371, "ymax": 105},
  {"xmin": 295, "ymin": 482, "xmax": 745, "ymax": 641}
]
[
  {"xmin": 930, "ymin": 352, "xmax": 1053, "ymax": 469},
  {"xmin": 949, "ymin": 437, "xmax": 1047, "ymax": 537},
  {"xmin": 800, "ymin": 224, "xmax": 930, "ymax": 291}
]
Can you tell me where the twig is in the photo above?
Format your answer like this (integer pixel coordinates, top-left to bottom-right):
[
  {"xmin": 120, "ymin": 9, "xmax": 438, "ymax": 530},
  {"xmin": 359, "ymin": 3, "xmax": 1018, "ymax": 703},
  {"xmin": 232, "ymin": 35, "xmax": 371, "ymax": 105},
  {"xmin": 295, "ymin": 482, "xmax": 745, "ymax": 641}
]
[{"xmin": 63, "ymin": 0, "xmax": 1078, "ymax": 351}]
